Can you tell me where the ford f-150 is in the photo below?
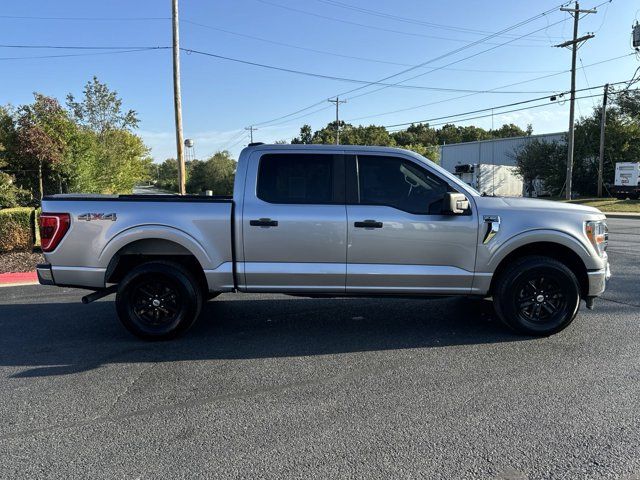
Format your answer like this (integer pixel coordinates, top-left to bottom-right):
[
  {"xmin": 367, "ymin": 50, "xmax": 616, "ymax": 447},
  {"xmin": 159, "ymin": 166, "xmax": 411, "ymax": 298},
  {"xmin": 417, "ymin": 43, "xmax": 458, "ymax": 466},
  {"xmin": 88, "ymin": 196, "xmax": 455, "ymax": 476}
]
[{"xmin": 37, "ymin": 144, "xmax": 610, "ymax": 339}]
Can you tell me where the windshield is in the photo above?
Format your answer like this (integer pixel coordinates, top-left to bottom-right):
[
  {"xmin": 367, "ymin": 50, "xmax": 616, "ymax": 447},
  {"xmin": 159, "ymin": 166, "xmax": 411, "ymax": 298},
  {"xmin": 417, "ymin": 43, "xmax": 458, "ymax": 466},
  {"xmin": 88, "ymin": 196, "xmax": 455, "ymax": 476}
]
[{"xmin": 405, "ymin": 150, "xmax": 481, "ymax": 196}]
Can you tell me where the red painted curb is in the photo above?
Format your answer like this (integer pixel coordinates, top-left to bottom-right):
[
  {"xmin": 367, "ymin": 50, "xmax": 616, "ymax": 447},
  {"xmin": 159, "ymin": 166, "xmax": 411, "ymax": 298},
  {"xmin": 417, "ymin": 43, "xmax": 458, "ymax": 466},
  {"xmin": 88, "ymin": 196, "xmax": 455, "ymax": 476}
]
[{"xmin": 0, "ymin": 271, "xmax": 38, "ymax": 285}]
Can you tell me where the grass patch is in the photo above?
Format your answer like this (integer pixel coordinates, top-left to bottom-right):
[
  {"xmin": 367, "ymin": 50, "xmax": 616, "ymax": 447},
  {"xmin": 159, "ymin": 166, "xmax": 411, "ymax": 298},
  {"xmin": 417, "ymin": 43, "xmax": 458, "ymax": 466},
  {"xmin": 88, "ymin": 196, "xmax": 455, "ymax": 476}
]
[{"xmin": 562, "ymin": 198, "xmax": 640, "ymax": 213}]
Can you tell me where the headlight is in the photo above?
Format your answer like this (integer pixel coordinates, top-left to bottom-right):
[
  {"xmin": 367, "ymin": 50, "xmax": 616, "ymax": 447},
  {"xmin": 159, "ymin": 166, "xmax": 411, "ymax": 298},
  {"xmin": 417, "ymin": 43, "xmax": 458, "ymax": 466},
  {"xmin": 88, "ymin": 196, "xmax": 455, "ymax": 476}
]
[{"xmin": 585, "ymin": 220, "xmax": 608, "ymax": 257}]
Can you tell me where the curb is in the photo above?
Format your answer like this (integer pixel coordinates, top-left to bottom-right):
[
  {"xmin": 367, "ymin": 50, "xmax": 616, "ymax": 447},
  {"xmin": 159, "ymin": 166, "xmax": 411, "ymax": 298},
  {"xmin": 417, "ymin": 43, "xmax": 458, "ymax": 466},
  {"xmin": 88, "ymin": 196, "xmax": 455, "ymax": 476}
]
[
  {"xmin": 605, "ymin": 212, "xmax": 640, "ymax": 220},
  {"xmin": 0, "ymin": 271, "xmax": 38, "ymax": 287}
]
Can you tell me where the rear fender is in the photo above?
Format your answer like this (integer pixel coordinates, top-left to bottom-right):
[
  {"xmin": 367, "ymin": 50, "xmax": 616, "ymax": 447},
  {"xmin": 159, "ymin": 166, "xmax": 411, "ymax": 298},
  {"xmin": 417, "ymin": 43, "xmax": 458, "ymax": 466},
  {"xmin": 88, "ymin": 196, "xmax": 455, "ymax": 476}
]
[{"xmin": 99, "ymin": 225, "xmax": 213, "ymax": 270}]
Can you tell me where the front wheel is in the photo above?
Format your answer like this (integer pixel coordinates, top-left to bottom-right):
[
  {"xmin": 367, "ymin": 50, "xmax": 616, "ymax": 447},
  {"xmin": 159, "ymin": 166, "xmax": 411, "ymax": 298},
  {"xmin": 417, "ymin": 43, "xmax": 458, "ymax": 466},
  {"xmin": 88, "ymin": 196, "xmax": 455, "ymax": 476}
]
[
  {"xmin": 493, "ymin": 256, "xmax": 581, "ymax": 336},
  {"xmin": 115, "ymin": 261, "xmax": 203, "ymax": 340}
]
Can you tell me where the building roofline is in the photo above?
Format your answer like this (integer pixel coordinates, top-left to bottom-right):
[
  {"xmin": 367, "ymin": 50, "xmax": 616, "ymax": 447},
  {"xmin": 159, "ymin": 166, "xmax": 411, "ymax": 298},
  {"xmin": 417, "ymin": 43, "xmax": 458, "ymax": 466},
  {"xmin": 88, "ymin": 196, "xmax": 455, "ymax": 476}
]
[{"xmin": 440, "ymin": 131, "xmax": 566, "ymax": 148}]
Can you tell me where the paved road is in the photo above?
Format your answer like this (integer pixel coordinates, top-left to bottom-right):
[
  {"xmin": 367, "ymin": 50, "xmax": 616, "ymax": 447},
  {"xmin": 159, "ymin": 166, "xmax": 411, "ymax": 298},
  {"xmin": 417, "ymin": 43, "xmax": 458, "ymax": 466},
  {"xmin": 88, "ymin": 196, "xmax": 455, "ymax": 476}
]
[{"xmin": 0, "ymin": 219, "xmax": 639, "ymax": 479}]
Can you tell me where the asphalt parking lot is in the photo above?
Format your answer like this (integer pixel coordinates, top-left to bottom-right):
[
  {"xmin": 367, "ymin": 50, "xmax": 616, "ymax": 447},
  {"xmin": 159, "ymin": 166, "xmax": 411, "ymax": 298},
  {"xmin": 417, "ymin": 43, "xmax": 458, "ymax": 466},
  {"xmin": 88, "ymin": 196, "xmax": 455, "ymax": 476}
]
[{"xmin": 0, "ymin": 218, "xmax": 639, "ymax": 479}]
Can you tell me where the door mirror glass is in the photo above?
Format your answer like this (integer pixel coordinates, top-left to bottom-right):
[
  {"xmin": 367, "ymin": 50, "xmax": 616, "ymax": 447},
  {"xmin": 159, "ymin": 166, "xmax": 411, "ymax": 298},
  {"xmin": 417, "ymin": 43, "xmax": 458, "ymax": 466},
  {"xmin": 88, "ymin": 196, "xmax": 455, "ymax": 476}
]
[{"xmin": 443, "ymin": 192, "xmax": 469, "ymax": 214}]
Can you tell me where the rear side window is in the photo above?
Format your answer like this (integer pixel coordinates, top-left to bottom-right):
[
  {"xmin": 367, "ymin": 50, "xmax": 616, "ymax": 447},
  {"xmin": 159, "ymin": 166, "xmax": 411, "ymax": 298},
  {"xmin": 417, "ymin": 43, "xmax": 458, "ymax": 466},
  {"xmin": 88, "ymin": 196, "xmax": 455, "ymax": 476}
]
[
  {"xmin": 257, "ymin": 154, "xmax": 336, "ymax": 204},
  {"xmin": 356, "ymin": 155, "xmax": 449, "ymax": 214}
]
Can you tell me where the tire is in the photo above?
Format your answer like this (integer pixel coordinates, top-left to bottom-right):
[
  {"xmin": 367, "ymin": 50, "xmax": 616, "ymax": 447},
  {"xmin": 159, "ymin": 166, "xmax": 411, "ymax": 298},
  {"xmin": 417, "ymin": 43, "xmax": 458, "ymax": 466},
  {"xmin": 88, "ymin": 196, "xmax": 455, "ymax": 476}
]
[
  {"xmin": 115, "ymin": 261, "xmax": 203, "ymax": 340},
  {"xmin": 493, "ymin": 255, "xmax": 580, "ymax": 336}
]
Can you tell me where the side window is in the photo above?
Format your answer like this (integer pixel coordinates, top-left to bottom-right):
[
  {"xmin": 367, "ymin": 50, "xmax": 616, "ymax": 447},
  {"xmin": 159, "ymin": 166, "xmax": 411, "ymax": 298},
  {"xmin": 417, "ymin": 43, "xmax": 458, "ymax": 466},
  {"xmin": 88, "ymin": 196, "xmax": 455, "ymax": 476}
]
[
  {"xmin": 356, "ymin": 155, "xmax": 449, "ymax": 214},
  {"xmin": 257, "ymin": 153, "xmax": 335, "ymax": 204}
]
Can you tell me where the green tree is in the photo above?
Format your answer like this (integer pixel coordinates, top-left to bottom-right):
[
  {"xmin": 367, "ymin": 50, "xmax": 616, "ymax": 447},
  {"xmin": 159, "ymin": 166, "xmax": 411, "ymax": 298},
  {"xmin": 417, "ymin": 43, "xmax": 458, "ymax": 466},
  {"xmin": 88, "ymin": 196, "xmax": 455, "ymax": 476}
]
[
  {"xmin": 291, "ymin": 124, "xmax": 313, "ymax": 144},
  {"xmin": 392, "ymin": 123, "xmax": 438, "ymax": 147},
  {"xmin": 156, "ymin": 158, "xmax": 180, "ymax": 192},
  {"xmin": 186, "ymin": 151, "xmax": 236, "ymax": 195},
  {"xmin": 572, "ymin": 92, "xmax": 640, "ymax": 196},
  {"xmin": 401, "ymin": 144, "xmax": 440, "ymax": 164},
  {"xmin": 65, "ymin": 77, "xmax": 151, "ymax": 193},
  {"xmin": 491, "ymin": 123, "xmax": 530, "ymax": 138},
  {"xmin": 66, "ymin": 76, "xmax": 138, "ymax": 134},
  {"xmin": 514, "ymin": 139, "xmax": 567, "ymax": 196},
  {"xmin": 13, "ymin": 94, "xmax": 75, "ymax": 200}
]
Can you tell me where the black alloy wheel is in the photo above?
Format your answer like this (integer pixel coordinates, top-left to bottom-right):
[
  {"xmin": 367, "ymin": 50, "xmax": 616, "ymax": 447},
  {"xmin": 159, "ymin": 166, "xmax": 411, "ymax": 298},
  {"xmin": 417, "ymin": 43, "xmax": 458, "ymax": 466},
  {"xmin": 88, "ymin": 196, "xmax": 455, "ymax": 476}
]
[
  {"xmin": 493, "ymin": 255, "xmax": 581, "ymax": 336},
  {"xmin": 116, "ymin": 261, "xmax": 203, "ymax": 340},
  {"xmin": 515, "ymin": 275, "xmax": 568, "ymax": 325},
  {"xmin": 131, "ymin": 279, "xmax": 182, "ymax": 328}
]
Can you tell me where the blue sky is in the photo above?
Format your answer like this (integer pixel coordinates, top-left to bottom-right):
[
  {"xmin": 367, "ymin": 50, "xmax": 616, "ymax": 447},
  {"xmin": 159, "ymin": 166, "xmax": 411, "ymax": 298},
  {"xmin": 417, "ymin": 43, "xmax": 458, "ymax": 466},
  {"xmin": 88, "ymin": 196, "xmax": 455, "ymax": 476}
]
[{"xmin": 1, "ymin": 0, "xmax": 638, "ymax": 161}]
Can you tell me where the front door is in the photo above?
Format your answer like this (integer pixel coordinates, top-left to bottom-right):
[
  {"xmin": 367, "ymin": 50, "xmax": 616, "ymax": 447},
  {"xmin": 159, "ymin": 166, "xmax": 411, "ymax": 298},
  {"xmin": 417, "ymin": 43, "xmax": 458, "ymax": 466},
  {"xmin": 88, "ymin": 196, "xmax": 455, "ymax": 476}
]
[
  {"xmin": 242, "ymin": 151, "xmax": 347, "ymax": 292},
  {"xmin": 346, "ymin": 153, "xmax": 478, "ymax": 294}
]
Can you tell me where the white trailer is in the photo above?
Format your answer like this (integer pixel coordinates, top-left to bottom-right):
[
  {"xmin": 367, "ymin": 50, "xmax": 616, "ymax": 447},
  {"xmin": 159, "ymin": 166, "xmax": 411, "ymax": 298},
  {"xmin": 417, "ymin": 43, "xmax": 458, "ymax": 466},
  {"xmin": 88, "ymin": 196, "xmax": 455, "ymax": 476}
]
[
  {"xmin": 612, "ymin": 162, "xmax": 640, "ymax": 199},
  {"xmin": 453, "ymin": 164, "xmax": 523, "ymax": 197}
]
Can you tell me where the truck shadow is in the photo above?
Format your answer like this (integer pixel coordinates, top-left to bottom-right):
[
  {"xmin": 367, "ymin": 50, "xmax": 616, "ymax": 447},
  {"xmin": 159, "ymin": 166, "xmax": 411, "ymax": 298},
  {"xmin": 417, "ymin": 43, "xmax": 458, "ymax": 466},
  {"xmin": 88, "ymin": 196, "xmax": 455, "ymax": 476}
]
[{"xmin": 2, "ymin": 294, "xmax": 540, "ymax": 378}]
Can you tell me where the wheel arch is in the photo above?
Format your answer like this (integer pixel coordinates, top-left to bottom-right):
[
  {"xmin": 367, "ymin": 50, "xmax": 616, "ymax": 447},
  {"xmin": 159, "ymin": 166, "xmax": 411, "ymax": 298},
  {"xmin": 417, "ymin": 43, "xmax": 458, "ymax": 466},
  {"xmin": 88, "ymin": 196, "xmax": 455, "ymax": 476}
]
[
  {"xmin": 103, "ymin": 231, "xmax": 210, "ymax": 295},
  {"xmin": 489, "ymin": 241, "xmax": 589, "ymax": 297}
]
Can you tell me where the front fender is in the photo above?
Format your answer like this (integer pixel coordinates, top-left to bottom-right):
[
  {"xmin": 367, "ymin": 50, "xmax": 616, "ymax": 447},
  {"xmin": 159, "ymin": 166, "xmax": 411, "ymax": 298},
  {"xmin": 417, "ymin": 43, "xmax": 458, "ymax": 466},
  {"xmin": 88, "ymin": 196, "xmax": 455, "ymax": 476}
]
[{"xmin": 482, "ymin": 228, "xmax": 598, "ymax": 273}]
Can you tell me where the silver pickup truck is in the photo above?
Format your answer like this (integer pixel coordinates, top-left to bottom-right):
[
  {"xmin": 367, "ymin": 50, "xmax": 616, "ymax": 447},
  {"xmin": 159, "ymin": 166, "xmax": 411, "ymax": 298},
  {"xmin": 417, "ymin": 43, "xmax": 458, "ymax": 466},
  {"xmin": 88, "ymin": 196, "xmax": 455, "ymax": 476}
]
[{"xmin": 37, "ymin": 144, "xmax": 610, "ymax": 340}]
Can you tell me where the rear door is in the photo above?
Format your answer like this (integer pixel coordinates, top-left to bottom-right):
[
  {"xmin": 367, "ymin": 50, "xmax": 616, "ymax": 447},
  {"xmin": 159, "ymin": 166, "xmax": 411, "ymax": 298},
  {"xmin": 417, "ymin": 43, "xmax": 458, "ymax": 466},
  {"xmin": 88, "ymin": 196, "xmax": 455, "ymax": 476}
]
[
  {"xmin": 345, "ymin": 153, "xmax": 478, "ymax": 294},
  {"xmin": 241, "ymin": 151, "xmax": 347, "ymax": 292}
]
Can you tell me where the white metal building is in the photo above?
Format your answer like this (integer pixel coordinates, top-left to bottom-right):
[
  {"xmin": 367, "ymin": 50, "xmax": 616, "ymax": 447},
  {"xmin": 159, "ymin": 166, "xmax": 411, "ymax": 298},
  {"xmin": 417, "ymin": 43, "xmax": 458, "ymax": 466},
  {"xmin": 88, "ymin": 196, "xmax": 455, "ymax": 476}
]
[{"xmin": 440, "ymin": 132, "xmax": 565, "ymax": 174}]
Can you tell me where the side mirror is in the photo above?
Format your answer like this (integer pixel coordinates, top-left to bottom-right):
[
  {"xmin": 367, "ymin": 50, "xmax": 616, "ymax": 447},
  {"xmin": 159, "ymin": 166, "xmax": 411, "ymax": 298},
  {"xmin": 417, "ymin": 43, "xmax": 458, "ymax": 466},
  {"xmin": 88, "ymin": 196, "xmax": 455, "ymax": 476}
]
[{"xmin": 443, "ymin": 192, "xmax": 470, "ymax": 214}]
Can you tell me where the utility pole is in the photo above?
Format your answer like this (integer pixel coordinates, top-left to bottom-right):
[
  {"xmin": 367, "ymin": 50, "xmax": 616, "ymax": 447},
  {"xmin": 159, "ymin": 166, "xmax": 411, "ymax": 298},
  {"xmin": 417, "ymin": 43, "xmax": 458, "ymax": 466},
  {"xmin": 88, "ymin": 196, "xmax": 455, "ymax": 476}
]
[
  {"xmin": 554, "ymin": 1, "xmax": 596, "ymax": 200},
  {"xmin": 172, "ymin": 0, "xmax": 186, "ymax": 194},
  {"xmin": 597, "ymin": 83, "xmax": 609, "ymax": 197},
  {"xmin": 245, "ymin": 125, "xmax": 257, "ymax": 143},
  {"xmin": 328, "ymin": 97, "xmax": 347, "ymax": 145}
]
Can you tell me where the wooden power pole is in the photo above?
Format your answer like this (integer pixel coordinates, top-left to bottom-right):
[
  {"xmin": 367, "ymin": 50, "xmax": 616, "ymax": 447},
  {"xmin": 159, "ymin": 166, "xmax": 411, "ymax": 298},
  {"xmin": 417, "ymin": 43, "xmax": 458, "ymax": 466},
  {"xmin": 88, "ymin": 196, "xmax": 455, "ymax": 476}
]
[
  {"xmin": 554, "ymin": 1, "xmax": 595, "ymax": 200},
  {"xmin": 172, "ymin": 0, "xmax": 186, "ymax": 194},
  {"xmin": 597, "ymin": 83, "xmax": 609, "ymax": 197},
  {"xmin": 245, "ymin": 126, "xmax": 257, "ymax": 143},
  {"xmin": 328, "ymin": 97, "xmax": 347, "ymax": 145}
]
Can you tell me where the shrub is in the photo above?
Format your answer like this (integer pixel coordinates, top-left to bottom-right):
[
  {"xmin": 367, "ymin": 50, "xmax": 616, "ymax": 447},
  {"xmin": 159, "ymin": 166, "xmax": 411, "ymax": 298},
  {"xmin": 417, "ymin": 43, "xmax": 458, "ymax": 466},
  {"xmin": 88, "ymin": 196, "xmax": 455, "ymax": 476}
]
[
  {"xmin": 0, "ymin": 207, "xmax": 35, "ymax": 252},
  {"xmin": 0, "ymin": 172, "xmax": 33, "ymax": 208}
]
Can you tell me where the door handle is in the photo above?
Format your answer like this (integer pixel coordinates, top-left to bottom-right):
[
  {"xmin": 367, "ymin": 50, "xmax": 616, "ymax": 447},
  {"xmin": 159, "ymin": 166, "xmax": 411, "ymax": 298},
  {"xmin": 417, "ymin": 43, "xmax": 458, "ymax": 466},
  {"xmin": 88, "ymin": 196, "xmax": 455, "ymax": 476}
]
[
  {"xmin": 354, "ymin": 220, "xmax": 383, "ymax": 228},
  {"xmin": 250, "ymin": 218, "xmax": 278, "ymax": 227}
]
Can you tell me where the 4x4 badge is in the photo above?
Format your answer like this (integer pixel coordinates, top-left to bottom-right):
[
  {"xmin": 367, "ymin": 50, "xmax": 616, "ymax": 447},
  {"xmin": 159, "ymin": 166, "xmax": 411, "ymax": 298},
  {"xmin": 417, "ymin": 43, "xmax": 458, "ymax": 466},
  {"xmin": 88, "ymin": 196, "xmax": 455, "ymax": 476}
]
[{"xmin": 78, "ymin": 213, "xmax": 117, "ymax": 221}]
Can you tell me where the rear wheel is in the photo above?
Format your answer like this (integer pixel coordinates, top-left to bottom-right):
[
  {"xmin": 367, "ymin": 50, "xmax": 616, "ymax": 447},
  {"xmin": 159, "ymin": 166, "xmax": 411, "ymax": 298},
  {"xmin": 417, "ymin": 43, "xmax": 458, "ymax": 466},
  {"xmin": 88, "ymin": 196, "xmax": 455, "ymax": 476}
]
[
  {"xmin": 493, "ymin": 256, "xmax": 580, "ymax": 336},
  {"xmin": 115, "ymin": 261, "xmax": 202, "ymax": 340}
]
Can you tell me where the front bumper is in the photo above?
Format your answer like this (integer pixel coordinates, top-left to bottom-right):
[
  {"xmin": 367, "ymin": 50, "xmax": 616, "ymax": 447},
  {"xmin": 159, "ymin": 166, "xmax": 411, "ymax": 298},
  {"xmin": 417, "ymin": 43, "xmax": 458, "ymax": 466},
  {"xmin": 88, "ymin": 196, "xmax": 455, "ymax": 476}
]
[
  {"xmin": 587, "ymin": 260, "xmax": 611, "ymax": 297},
  {"xmin": 36, "ymin": 263, "xmax": 55, "ymax": 285}
]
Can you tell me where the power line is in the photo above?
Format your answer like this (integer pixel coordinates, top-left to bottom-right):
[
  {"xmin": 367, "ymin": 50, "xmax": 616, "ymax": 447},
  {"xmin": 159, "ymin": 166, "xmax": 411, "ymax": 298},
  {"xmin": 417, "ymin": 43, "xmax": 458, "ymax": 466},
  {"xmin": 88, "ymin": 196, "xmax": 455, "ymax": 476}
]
[
  {"xmin": 255, "ymin": 0, "xmax": 554, "ymax": 48},
  {"xmin": 345, "ymin": 53, "xmax": 635, "ymax": 123},
  {"xmin": 387, "ymin": 92, "xmax": 607, "ymax": 131},
  {"xmin": 0, "ymin": 47, "xmax": 168, "ymax": 61},
  {"xmin": 346, "ymin": 17, "xmax": 570, "ymax": 102},
  {"xmin": 0, "ymin": 44, "xmax": 168, "ymax": 50},
  {"xmin": 250, "ymin": 2, "xmax": 571, "ymax": 127},
  {"xmin": 421, "ymin": 86, "xmax": 640, "ymax": 127},
  {"xmin": 226, "ymin": 133, "xmax": 250, "ymax": 151},
  {"xmin": 182, "ymin": 19, "xmax": 563, "ymax": 73},
  {"xmin": 382, "ymin": 80, "xmax": 631, "ymax": 129},
  {"xmin": 0, "ymin": 14, "xmax": 168, "ymax": 21},
  {"xmin": 312, "ymin": 0, "xmax": 564, "ymax": 42},
  {"xmin": 181, "ymin": 48, "xmax": 555, "ymax": 94}
]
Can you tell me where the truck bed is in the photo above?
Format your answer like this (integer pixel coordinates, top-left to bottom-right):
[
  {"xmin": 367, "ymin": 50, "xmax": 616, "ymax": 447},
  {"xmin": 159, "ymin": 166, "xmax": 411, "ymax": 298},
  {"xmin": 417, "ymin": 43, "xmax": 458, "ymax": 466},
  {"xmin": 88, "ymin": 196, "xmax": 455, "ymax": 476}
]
[{"xmin": 40, "ymin": 195, "xmax": 236, "ymax": 291}]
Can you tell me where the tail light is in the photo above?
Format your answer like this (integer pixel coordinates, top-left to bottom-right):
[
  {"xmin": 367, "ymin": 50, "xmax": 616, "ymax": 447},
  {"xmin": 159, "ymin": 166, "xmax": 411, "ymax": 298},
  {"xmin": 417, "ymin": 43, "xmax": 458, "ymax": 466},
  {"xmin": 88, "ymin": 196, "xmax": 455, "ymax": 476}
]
[{"xmin": 39, "ymin": 213, "xmax": 70, "ymax": 252}]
